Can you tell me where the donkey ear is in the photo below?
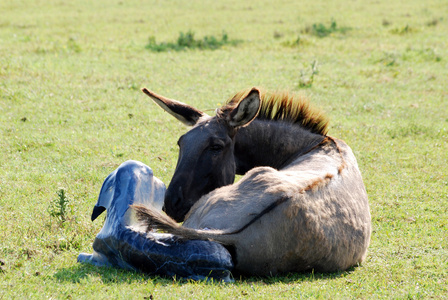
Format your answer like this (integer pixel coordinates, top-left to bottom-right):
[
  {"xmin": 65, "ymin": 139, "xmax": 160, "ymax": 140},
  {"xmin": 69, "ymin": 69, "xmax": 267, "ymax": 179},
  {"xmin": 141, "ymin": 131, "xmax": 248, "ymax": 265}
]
[
  {"xmin": 228, "ymin": 88, "xmax": 261, "ymax": 128},
  {"xmin": 142, "ymin": 88, "xmax": 205, "ymax": 126}
]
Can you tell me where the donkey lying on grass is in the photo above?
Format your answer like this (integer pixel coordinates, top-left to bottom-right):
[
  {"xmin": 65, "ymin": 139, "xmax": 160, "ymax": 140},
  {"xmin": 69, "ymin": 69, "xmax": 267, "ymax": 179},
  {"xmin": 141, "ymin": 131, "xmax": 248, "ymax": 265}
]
[{"xmin": 133, "ymin": 87, "xmax": 371, "ymax": 276}]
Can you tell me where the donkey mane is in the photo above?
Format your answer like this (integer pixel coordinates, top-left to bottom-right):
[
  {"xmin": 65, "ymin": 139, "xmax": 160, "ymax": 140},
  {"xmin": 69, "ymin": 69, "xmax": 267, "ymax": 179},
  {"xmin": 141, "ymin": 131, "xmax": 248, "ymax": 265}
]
[{"xmin": 218, "ymin": 88, "xmax": 329, "ymax": 135}]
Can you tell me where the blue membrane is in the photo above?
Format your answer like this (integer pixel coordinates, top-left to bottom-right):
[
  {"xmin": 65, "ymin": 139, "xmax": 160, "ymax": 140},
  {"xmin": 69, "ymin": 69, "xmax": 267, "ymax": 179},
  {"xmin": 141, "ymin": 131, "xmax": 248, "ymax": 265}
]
[{"xmin": 78, "ymin": 160, "xmax": 234, "ymax": 282}]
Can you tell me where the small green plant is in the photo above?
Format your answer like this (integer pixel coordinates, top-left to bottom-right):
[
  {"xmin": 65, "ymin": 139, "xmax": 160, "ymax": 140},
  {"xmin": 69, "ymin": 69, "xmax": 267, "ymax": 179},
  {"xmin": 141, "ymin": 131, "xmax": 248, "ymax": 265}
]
[
  {"xmin": 402, "ymin": 47, "xmax": 442, "ymax": 62},
  {"xmin": 382, "ymin": 19, "xmax": 392, "ymax": 27},
  {"xmin": 375, "ymin": 47, "xmax": 441, "ymax": 67},
  {"xmin": 48, "ymin": 188, "xmax": 72, "ymax": 224},
  {"xmin": 302, "ymin": 19, "xmax": 350, "ymax": 38},
  {"xmin": 390, "ymin": 24, "xmax": 416, "ymax": 35},
  {"xmin": 281, "ymin": 36, "xmax": 302, "ymax": 48},
  {"xmin": 298, "ymin": 60, "xmax": 319, "ymax": 88},
  {"xmin": 273, "ymin": 30, "xmax": 284, "ymax": 39},
  {"xmin": 146, "ymin": 31, "xmax": 240, "ymax": 52},
  {"xmin": 281, "ymin": 35, "xmax": 313, "ymax": 48},
  {"xmin": 426, "ymin": 18, "xmax": 439, "ymax": 27},
  {"xmin": 376, "ymin": 52, "xmax": 399, "ymax": 67},
  {"xmin": 67, "ymin": 37, "xmax": 82, "ymax": 53}
]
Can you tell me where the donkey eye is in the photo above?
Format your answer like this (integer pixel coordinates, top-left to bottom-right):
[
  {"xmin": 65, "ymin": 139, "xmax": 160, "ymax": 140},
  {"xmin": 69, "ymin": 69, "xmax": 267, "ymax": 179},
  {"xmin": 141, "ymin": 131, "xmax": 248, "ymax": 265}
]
[{"xmin": 209, "ymin": 144, "xmax": 224, "ymax": 152}]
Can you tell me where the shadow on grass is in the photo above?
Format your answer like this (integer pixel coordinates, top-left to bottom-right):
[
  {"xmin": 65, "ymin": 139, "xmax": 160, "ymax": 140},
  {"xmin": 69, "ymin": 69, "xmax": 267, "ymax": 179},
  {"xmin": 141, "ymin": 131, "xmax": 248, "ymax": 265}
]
[
  {"xmin": 54, "ymin": 263, "xmax": 174, "ymax": 285},
  {"xmin": 237, "ymin": 268, "xmax": 354, "ymax": 285},
  {"xmin": 54, "ymin": 263, "xmax": 355, "ymax": 285}
]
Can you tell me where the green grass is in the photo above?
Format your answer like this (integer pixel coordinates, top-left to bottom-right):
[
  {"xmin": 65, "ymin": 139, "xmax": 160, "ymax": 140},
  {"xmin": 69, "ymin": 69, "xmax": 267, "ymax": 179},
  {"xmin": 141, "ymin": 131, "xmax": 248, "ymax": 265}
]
[
  {"xmin": 1, "ymin": 0, "xmax": 447, "ymax": 298},
  {"xmin": 302, "ymin": 20, "xmax": 351, "ymax": 38},
  {"xmin": 146, "ymin": 31, "xmax": 240, "ymax": 52}
]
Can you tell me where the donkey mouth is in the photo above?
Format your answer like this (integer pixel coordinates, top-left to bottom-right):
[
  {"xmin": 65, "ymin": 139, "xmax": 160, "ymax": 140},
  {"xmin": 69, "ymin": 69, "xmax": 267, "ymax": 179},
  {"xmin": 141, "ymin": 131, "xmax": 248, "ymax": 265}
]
[{"xmin": 163, "ymin": 186, "xmax": 192, "ymax": 222}]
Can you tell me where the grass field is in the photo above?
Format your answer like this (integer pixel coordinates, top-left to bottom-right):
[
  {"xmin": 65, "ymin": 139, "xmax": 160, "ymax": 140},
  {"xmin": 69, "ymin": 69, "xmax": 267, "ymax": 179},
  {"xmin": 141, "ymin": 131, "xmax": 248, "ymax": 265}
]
[{"xmin": 1, "ymin": 0, "xmax": 447, "ymax": 298}]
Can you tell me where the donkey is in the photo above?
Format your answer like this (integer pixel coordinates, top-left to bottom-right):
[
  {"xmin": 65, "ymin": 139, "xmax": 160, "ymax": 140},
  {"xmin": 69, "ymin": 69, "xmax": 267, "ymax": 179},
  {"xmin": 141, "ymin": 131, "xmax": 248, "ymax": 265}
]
[{"xmin": 133, "ymin": 87, "xmax": 371, "ymax": 276}]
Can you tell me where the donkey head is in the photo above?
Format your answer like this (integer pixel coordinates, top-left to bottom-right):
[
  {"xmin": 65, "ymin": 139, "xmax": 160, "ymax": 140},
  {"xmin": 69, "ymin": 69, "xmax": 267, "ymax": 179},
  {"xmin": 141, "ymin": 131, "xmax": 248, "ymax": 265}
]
[{"xmin": 143, "ymin": 88, "xmax": 260, "ymax": 222}]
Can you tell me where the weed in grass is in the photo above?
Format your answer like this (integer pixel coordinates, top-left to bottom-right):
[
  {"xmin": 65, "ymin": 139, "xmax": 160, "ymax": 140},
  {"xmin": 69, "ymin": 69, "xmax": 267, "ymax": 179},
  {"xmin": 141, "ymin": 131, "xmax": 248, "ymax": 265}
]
[
  {"xmin": 302, "ymin": 19, "xmax": 350, "ymax": 38},
  {"xmin": 390, "ymin": 24, "xmax": 417, "ymax": 35},
  {"xmin": 33, "ymin": 37, "xmax": 82, "ymax": 55},
  {"xmin": 282, "ymin": 36, "xmax": 301, "ymax": 48},
  {"xmin": 375, "ymin": 52, "xmax": 400, "ymax": 67},
  {"xmin": 298, "ymin": 60, "xmax": 319, "ymax": 88},
  {"xmin": 382, "ymin": 19, "xmax": 392, "ymax": 27},
  {"xmin": 146, "ymin": 31, "xmax": 240, "ymax": 52},
  {"xmin": 67, "ymin": 37, "xmax": 82, "ymax": 53},
  {"xmin": 281, "ymin": 35, "xmax": 313, "ymax": 48},
  {"xmin": 375, "ymin": 48, "xmax": 442, "ymax": 67},
  {"xmin": 386, "ymin": 123, "xmax": 430, "ymax": 139},
  {"xmin": 426, "ymin": 18, "xmax": 440, "ymax": 27},
  {"xmin": 402, "ymin": 47, "xmax": 442, "ymax": 62},
  {"xmin": 48, "ymin": 188, "xmax": 72, "ymax": 225},
  {"xmin": 273, "ymin": 30, "xmax": 284, "ymax": 39}
]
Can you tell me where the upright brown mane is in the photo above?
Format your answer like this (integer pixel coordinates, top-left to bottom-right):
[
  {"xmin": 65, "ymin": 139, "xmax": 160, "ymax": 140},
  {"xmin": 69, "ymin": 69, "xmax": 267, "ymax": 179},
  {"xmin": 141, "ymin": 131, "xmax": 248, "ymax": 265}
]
[{"xmin": 219, "ymin": 88, "xmax": 329, "ymax": 135}]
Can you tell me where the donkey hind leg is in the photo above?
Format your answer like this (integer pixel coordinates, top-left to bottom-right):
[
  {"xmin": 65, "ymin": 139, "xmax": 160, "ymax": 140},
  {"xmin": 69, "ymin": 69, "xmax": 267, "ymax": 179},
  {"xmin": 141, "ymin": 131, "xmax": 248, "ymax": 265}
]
[{"xmin": 78, "ymin": 160, "xmax": 234, "ymax": 281}]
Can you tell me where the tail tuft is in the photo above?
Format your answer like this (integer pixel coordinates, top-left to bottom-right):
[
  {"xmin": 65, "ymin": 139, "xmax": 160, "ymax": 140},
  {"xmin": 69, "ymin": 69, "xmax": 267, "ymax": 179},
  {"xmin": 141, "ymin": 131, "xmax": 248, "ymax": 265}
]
[
  {"xmin": 131, "ymin": 204, "xmax": 180, "ymax": 233},
  {"xmin": 130, "ymin": 204, "xmax": 231, "ymax": 243}
]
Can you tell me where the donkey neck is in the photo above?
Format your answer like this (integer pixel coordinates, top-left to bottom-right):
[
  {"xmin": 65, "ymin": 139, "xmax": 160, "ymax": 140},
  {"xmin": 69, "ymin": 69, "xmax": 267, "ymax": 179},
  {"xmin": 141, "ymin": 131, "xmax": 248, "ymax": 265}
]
[{"xmin": 234, "ymin": 119, "xmax": 326, "ymax": 174}]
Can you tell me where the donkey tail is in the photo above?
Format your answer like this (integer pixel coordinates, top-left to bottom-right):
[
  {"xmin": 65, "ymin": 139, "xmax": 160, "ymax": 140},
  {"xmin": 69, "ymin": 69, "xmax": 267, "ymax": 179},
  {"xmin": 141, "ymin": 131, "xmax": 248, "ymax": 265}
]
[
  {"xmin": 131, "ymin": 196, "xmax": 289, "ymax": 244},
  {"xmin": 131, "ymin": 204, "xmax": 234, "ymax": 244}
]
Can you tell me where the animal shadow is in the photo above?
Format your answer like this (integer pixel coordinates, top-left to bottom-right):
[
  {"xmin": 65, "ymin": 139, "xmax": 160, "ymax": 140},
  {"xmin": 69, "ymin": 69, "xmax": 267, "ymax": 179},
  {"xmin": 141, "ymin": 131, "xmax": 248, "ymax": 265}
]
[
  {"xmin": 54, "ymin": 263, "xmax": 355, "ymax": 285},
  {"xmin": 53, "ymin": 264, "xmax": 175, "ymax": 285},
  {"xmin": 240, "ymin": 267, "xmax": 356, "ymax": 285}
]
